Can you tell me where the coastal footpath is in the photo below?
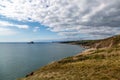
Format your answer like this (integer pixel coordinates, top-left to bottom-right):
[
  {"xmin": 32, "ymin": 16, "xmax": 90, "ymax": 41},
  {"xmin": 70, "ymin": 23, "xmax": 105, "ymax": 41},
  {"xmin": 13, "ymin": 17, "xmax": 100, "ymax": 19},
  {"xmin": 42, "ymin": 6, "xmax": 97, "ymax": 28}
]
[{"xmin": 18, "ymin": 35, "xmax": 120, "ymax": 80}]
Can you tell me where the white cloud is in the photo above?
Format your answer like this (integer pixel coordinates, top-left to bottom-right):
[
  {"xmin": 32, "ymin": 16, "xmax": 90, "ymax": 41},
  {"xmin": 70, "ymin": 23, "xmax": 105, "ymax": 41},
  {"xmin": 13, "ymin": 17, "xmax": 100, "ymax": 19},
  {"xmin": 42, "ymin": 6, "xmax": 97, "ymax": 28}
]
[
  {"xmin": 0, "ymin": 20, "xmax": 29, "ymax": 29},
  {"xmin": 0, "ymin": 27, "xmax": 17, "ymax": 36},
  {"xmin": 14, "ymin": 24, "xmax": 29, "ymax": 29},
  {"xmin": 33, "ymin": 27, "xmax": 40, "ymax": 32},
  {"xmin": 0, "ymin": 0, "xmax": 120, "ymax": 39},
  {"xmin": 82, "ymin": 3, "xmax": 106, "ymax": 22},
  {"xmin": 0, "ymin": 20, "xmax": 29, "ymax": 36}
]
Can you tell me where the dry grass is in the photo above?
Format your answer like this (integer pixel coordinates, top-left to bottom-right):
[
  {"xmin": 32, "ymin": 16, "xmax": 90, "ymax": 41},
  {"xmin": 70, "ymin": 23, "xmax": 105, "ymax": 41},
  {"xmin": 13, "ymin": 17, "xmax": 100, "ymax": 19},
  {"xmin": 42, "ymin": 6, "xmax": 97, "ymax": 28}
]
[
  {"xmin": 18, "ymin": 46, "xmax": 120, "ymax": 80},
  {"xmin": 18, "ymin": 35, "xmax": 120, "ymax": 80}
]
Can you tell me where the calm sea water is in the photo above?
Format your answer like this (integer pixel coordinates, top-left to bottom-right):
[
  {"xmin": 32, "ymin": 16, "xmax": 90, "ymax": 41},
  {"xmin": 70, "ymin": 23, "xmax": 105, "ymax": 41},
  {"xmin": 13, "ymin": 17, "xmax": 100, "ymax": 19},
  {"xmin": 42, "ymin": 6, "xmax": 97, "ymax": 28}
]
[{"xmin": 0, "ymin": 43, "xmax": 85, "ymax": 80}]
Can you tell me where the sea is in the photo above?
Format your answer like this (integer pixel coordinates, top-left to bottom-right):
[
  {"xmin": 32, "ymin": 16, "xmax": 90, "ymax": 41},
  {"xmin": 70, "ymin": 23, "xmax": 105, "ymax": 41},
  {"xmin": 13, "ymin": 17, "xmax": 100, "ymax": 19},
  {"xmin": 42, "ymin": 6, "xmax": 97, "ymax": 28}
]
[{"xmin": 0, "ymin": 43, "xmax": 85, "ymax": 80}]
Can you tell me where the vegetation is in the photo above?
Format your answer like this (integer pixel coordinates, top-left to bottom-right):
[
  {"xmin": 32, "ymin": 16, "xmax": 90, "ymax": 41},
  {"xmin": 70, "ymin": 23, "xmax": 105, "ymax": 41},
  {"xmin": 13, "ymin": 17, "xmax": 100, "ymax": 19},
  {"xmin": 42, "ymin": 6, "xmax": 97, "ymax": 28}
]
[
  {"xmin": 61, "ymin": 34, "xmax": 120, "ymax": 48},
  {"xmin": 18, "ymin": 35, "xmax": 120, "ymax": 80}
]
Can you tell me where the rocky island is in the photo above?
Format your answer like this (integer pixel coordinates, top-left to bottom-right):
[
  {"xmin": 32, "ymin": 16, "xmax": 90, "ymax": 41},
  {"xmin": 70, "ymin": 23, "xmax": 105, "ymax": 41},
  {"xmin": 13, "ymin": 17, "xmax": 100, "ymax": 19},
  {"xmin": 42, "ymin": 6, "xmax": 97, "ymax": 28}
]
[{"xmin": 27, "ymin": 41, "xmax": 34, "ymax": 44}]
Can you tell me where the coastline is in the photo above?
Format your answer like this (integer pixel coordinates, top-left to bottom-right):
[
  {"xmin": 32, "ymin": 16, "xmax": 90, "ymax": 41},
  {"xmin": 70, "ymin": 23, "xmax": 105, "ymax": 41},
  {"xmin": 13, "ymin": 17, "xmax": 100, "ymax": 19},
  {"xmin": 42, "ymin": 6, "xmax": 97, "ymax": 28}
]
[
  {"xmin": 18, "ymin": 43, "xmax": 86, "ymax": 80},
  {"xmin": 18, "ymin": 34, "xmax": 120, "ymax": 80},
  {"xmin": 18, "ymin": 46, "xmax": 88, "ymax": 80},
  {"xmin": 18, "ymin": 46, "xmax": 120, "ymax": 80}
]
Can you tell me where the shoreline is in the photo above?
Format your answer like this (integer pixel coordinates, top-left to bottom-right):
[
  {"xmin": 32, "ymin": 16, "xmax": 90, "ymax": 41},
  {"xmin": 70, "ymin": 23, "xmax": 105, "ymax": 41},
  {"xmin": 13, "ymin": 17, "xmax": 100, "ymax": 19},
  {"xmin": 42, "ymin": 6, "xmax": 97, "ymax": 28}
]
[
  {"xmin": 18, "ymin": 35, "xmax": 120, "ymax": 80},
  {"xmin": 18, "ymin": 43, "xmax": 86, "ymax": 80},
  {"xmin": 19, "ymin": 46, "xmax": 88, "ymax": 79},
  {"xmin": 18, "ymin": 46, "xmax": 120, "ymax": 80}
]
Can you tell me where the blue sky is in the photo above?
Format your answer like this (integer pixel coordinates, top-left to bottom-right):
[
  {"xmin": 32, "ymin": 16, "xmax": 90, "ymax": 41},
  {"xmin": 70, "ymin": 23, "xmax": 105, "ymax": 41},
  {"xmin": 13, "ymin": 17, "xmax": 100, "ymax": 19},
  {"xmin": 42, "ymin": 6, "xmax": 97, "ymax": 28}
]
[
  {"xmin": 0, "ymin": 0, "xmax": 120, "ymax": 42},
  {"xmin": 0, "ymin": 15, "xmax": 60, "ymax": 42}
]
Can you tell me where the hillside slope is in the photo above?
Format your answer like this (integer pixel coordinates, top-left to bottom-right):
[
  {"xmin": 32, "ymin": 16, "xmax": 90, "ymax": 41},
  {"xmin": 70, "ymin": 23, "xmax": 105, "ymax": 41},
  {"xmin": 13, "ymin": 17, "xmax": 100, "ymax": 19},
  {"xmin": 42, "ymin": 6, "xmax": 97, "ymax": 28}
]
[
  {"xmin": 61, "ymin": 35, "xmax": 120, "ymax": 48},
  {"xmin": 18, "ymin": 35, "xmax": 120, "ymax": 80}
]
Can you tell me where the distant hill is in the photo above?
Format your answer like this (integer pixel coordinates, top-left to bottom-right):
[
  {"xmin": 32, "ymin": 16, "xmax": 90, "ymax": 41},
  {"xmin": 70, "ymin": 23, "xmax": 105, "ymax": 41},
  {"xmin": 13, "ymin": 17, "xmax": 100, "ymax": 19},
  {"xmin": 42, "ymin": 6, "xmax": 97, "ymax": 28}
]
[
  {"xmin": 61, "ymin": 35, "xmax": 120, "ymax": 48},
  {"xmin": 18, "ymin": 35, "xmax": 120, "ymax": 80}
]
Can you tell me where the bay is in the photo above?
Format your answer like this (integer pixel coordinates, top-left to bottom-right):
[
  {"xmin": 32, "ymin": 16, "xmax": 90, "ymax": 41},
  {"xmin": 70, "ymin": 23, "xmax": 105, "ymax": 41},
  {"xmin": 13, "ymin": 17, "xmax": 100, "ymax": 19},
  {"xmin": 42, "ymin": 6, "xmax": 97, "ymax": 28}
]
[{"xmin": 0, "ymin": 43, "xmax": 85, "ymax": 80}]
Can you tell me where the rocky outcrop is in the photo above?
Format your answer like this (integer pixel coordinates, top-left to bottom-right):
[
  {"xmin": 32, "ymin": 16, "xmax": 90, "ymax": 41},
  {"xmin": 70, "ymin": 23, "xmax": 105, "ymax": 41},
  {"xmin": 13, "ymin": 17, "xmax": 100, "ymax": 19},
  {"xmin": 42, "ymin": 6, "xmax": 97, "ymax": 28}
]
[{"xmin": 26, "ymin": 72, "xmax": 34, "ymax": 77}]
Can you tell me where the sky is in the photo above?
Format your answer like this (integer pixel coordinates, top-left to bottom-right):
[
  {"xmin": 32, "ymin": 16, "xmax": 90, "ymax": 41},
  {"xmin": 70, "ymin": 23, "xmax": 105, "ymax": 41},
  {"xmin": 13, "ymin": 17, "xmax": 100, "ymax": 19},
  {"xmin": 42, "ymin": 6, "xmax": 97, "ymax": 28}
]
[{"xmin": 0, "ymin": 0, "xmax": 120, "ymax": 42}]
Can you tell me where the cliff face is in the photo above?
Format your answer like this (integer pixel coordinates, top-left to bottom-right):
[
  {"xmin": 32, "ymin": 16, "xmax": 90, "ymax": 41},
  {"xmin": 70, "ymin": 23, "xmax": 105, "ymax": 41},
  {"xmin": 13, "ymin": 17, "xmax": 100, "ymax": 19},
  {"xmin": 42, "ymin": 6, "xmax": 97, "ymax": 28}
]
[{"xmin": 18, "ymin": 35, "xmax": 120, "ymax": 80}]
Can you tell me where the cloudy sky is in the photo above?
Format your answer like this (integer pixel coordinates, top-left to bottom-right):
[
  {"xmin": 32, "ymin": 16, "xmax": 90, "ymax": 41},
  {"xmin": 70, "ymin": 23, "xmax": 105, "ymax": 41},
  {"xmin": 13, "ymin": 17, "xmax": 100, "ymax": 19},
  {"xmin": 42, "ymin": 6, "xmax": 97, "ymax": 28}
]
[{"xmin": 0, "ymin": 0, "xmax": 120, "ymax": 42}]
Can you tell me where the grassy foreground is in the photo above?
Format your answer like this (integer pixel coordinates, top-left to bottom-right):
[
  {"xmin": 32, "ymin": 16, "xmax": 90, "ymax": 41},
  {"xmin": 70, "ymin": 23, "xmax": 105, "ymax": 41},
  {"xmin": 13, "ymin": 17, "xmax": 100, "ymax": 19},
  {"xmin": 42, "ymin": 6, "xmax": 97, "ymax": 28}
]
[
  {"xmin": 18, "ymin": 46, "xmax": 120, "ymax": 80},
  {"xmin": 18, "ymin": 35, "xmax": 120, "ymax": 80}
]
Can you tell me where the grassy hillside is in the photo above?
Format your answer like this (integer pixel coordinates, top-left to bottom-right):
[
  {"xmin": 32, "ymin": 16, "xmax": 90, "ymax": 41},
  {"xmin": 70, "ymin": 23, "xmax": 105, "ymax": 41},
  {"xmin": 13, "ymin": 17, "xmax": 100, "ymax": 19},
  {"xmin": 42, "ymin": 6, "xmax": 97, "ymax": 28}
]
[
  {"xmin": 61, "ymin": 35, "xmax": 120, "ymax": 48},
  {"xmin": 18, "ymin": 35, "xmax": 120, "ymax": 80}
]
